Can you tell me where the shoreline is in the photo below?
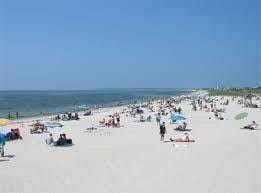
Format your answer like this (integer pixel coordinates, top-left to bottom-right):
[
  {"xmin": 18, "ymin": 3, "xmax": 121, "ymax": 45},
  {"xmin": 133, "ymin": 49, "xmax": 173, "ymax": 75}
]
[{"xmin": 7, "ymin": 90, "xmax": 199, "ymax": 124}]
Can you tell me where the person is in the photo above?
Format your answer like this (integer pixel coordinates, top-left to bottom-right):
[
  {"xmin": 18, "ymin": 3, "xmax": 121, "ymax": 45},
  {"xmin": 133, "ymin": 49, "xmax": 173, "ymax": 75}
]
[
  {"xmin": 45, "ymin": 133, "xmax": 54, "ymax": 145},
  {"xmin": 68, "ymin": 112, "xmax": 72, "ymax": 120},
  {"xmin": 30, "ymin": 121, "xmax": 45, "ymax": 134},
  {"xmin": 177, "ymin": 107, "xmax": 182, "ymax": 114},
  {"xmin": 147, "ymin": 115, "xmax": 152, "ymax": 122},
  {"xmin": 192, "ymin": 104, "xmax": 197, "ymax": 111},
  {"xmin": 214, "ymin": 111, "xmax": 219, "ymax": 119},
  {"xmin": 218, "ymin": 113, "xmax": 224, "ymax": 120},
  {"xmin": 140, "ymin": 115, "xmax": 145, "ymax": 122},
  {"xmin": 63, "ymin": 134, "xmax": 72, "ymax": 144},
  {"xmin": 183, "ymin": 133, "xmax": 190, "ymax": 142},
  {"xmin": 54, "ymin": 134, "xmax": 72, "ymax": 146},
  {"xmin": 56, "ymin": 114, "xmax": 60, "ymax": 121},
  {"xmin": 5, "ymin": 129, "xmax": 15, "ymax": 140},
  {"xmin": 182, "ymin": 122, "xmax": 187, "ymax": 130},
  {"xmin": 226, "ymin": 99, "xmax": 229, "ymax": 105},
  {"xmin": 243, "ymin": 121, "xmax": 258, "ymax": 130},
  {"xmin": 159, "ymin": 122, "xmax": 166, "ymax": 141},
  {"xmin": 0, "ymin": 132, "xmax": 6, "ymax": 157},
  {"xmin": 112, "ymin": 117, "xmax": 116, "ymax": 127},
  {"xmin": 55, "ymin": 134, "xmax": 67, "ymax": 146},
  {"xmin": 99, "ymin": 118, "xmax": 106, "ymax": 125},
  {"xmin": 156, "ymin": 113, "xmax": 161, "ymax": 125},
  {"xmin": 16, "ymin": 112, "xmax": 19, "ymax": 119},
  {"xmin": 170, "ymin": 133, "xmax": 195, "ymax": 142},
  {"xmin": 116, "ymin": 115, "xmax": 120, "ymax": 126},
  {"xmin": 74, "ymin": 113, "xmax": 79, "ymax": 120}
]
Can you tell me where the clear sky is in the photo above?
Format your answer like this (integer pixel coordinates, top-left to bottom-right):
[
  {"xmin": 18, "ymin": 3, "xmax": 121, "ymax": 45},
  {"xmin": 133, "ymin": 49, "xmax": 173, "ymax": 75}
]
[{"xmin": 0, "ymin": 0, "xmax": 260, "ymax": 90}]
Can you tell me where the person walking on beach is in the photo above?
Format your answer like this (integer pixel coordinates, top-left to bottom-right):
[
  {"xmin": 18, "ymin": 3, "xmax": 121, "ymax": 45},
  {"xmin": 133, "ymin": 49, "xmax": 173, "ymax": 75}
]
[{"xmin": 159, "ymin": 122, "xmax": 166, "ymax": 141}]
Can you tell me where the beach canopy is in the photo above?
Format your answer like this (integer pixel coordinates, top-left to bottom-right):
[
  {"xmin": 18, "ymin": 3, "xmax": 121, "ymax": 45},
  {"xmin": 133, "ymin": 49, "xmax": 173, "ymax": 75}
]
[
  {"xmin": 0, "ymin": 119, "xmax": 10, "ymax": 126},
  {"xmin": 170, "ymin": 115, "xmax": 186, "ymax": 122},
  {"xmin": 235, "ymin": 112, "xmax": 248, "ymax": 120}
]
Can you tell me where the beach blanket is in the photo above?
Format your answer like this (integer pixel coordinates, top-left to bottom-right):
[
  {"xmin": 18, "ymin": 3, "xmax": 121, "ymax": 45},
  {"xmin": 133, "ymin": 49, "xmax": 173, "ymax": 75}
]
[{"xmin": 44, "ymin": 122, "xmax": 63, "ymax": 128}]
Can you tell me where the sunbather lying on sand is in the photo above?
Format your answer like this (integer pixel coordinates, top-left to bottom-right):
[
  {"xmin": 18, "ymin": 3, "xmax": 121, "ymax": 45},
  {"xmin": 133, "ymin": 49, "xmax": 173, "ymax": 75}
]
[
  {"xmin": 99, "ymin": 118, "xmax": 106, "ymax": 125},
  {"xmin": 243, "ymin": 121, "xmax": 258, "ymax": 130},
  {"xmin": 170, "ymin": 133, "xmax": 195, "ymax": 142},
  {"xmin": 86, "ymin": 127, "xmax": 97, "ymax": 131},
  {"xmin": 30, "ymin": 121, "xmax": 45, "ymax": 134}
]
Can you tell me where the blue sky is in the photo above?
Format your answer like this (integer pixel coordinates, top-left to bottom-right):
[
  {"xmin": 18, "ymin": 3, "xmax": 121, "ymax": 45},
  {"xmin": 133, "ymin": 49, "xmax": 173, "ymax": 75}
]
[{"xmin": 0, "ymin": 0, "xmax": 259, "ymax": 90}]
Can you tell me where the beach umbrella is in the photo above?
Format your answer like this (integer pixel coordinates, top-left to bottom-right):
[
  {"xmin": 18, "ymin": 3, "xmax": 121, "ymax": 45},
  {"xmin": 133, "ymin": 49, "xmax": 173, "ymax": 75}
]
[
  {"xmin": 0, "ymin": 132, "xmax": 5, "ymax": 145},
  {"xmin": 170, "ymin": 115, "xmax": 186, "ymax": 122},
  {"xmin": 79, "ymin": 105, "xmax": 87, "ymax": 109},
  {"xmin": 0, "ymin": 119, "xmax": 10, "ymax": 126},
  {"xmin": 235, "ymin": 112, "xmax": 248, "ymax": 120}
]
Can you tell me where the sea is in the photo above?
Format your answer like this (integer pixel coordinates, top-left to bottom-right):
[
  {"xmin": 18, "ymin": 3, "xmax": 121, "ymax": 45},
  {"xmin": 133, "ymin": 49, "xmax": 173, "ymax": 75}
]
[{"xmin": 0, "ymin": 89, "xmax": 191, "ymax": 118}]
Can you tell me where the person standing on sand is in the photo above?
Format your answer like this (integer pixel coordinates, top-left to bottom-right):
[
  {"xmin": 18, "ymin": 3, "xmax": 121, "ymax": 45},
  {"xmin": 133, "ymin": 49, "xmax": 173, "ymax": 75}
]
[
  {"xmin": 156, "ymin": 113, "xmax": 161, "ymax": 125},
  {"xmin": 159, "ymin": 122, "xmax": 166, "ymax": 141},
  {"xmin": 116, "ymin": 115, "xmax": 120, "ymax": 127}
]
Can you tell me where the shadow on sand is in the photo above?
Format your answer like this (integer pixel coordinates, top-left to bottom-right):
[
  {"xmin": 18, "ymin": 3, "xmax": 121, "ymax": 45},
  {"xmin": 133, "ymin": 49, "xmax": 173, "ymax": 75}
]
[{"xmin": 0, "ymin": 155, "xmax": 15, "ymax": 162}]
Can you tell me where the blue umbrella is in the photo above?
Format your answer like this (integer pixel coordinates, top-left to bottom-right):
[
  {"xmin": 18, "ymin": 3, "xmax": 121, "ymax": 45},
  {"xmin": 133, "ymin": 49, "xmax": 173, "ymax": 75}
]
[{"xmin": 170, "ymin": 114, "xmax": 186, "ymax": 122}]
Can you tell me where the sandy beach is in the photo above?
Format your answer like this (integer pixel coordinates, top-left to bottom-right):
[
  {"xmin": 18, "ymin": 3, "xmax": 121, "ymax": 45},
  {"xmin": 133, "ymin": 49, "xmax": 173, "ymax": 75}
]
[{"xmin": 0, "ymin": 91, "xmax": 261, "ymax": 193}]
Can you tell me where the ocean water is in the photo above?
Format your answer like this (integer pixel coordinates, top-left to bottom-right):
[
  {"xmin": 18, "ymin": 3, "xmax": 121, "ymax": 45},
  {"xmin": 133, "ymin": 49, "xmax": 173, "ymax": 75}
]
[{"xmin": 0, "ymin": 89, "xmax": 190, "ymax": 118}]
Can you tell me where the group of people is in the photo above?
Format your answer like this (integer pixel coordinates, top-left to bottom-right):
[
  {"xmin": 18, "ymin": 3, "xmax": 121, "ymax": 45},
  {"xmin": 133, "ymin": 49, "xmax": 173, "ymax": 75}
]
[
  {"xmin": 243, "ymin": 121, "xmax": 258, "ymax": 130},
  {"xmin": 213, "ymin": 111, "xmax": 224, "ymax": 120},
  {"xmin": 54, "ymin": 112, "xmax": 79, "ymax": 121},
  {"xmin": 7, "ymin": 112, "xmax": 19, "ymax": 119},
  {"xmin": 45, "ymin": 133, "xmax": 72, "ymax": 146},
  {"xmin": 30, "ymin": 121, "xmax": 46, "ymax": 134},
  {"xmin": 0, "ymin": 127, "xmax": 23, "ymax": 157},
  {"xmin": 175, "ymin": 122, "xmax": 187, "ymax": 131},
  {"xmin": 159, "ymin": 122, "xmax": 194, "ymax": 143},
  {"xmin": 4, "ymin": 128, "xmax": 23, "ymax": 140},
  {"xmin": 99, "ymin": 114, "xmax": 121, "ymax": 127}
]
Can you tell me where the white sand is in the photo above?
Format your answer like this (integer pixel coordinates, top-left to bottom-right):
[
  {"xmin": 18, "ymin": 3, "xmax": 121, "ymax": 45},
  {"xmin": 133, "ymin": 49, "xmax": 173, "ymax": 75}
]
[{"xmin": 1, "ymin": 94, "xmax": 261, "ymax": 193}]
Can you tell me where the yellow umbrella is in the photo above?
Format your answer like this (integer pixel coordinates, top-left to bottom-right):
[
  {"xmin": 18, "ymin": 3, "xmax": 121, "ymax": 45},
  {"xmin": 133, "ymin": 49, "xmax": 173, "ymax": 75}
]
[{"xmin": 0, "ymin": 118, "xmax": 10, "ymax": 126}]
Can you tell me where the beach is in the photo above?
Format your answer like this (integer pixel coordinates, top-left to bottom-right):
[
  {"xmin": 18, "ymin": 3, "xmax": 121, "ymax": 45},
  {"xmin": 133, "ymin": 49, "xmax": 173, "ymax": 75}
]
[{"xmin": 0, "ymin": 91, "xmax": 261, "ymax": 193}]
